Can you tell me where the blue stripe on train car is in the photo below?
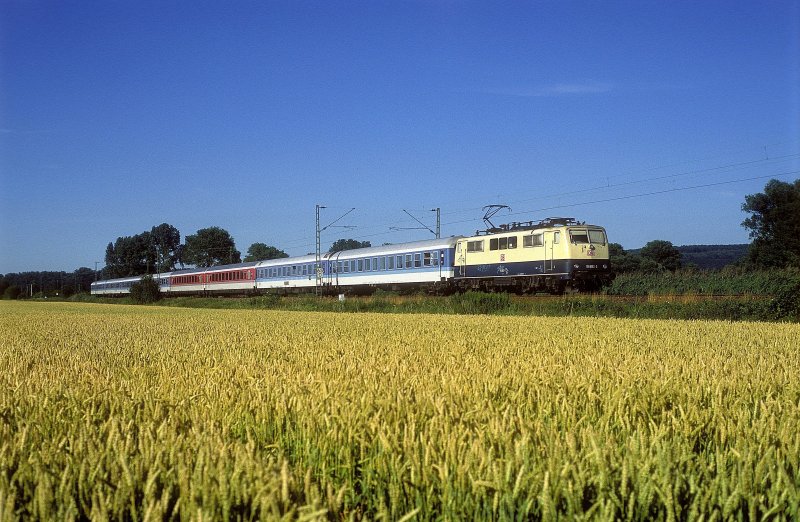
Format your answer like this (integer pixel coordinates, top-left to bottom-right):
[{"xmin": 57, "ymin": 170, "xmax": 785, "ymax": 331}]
[{"xmin": 455, "ymin": 259, "xmax": 608, "ymax": 279}]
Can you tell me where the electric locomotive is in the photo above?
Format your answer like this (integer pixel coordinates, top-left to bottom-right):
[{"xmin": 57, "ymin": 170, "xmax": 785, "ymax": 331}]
[{"xmin": 453, "ymin": 217, "xmax": 610, "ymax": 293}]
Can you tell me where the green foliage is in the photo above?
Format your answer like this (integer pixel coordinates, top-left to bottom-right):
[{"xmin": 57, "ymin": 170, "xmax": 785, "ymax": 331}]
[
  {"xmin": 742, "ymin": 178, "xmax": 800, "ymax": 269},
  {"xmin": 448, "ymin": 291, "xmax": 513, "ymax": 314},
  {"xmin": 328, "ymin": 239, "xmax": 371, "ymax": 253},
  {"xmin": 3, "ymin": 285, "xmax": 22, "ymax": 300},
  {"xmin": 105, "ymin": 223, "xmax": 181, "ymax": 277},
  {"xmin": 640, "ymin": 239, "xmax": 682, "ymax": 271},
  {"xmin": 105, "ymin": 233, "xmax": 154, "ymax": 277},
  {"xmin": 609, "ymin": 243, "xmax": 643, "ymax": 274},
  {"xmin": 768, "ymin": 279, "xmax": 800, "ymax": 321},
  {"xmin": 607, "ymin": 267, "xmax": 800, "ymax": 298},
  {"xmin": 244, "ymin": 243, "xmax": 289, "ymax": 262},
  {"xmin": 150, "ymin": 223, "xmax": 182, "ymax": 271},
  {"xmin": 183, "ymin": 227, "xmax": 241, "ymax": 267},
  {"xmin": 129, "ymin": 275, "xmax": 161, "ymax": 304}
]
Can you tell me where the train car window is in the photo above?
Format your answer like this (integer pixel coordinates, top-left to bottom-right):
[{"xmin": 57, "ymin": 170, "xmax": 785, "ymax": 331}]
[
  {"xmin": 498, "ymin": 237, "xmax": 508, "ymax": 250},
  {"xmin": 358, "ymin": 259, "xmax": 364, "ymax": 272},
  {"xmin": 553, "ymin": 232, "xmax": 560, "ymax": 244},
  {"xmin": 414, "ymin": 253, "xmax": 421, "ymax": 268},
  {"xmin": 365, "ymin": 258, "xmax": 371, "ymax": 271},
  {"xmin": 489, "ymin": 238, "xmax": 499, "ymax": 251},
  {"xmin": 423, "ymin": 252, "xmax": 432, "ymax": 266},
  {"xmin": 569, "ymin": 230, "xmax": 590, "ymax": 244},
  {"xmin": 433, "ymin": 251, "xmax": 440, "ymax": 266},
  {"xmin": 508, "ymin": 236, "xmax": 518, "ymax": 249},
  {"xmin": 342, "ymin": 261, "xmax": 349, "ymax": 273},
  {"xmin": 372, "ymin": 257, "xmax": 378, "ymax": 271},
  {"xmin": 397, "ymin": 255, "xmax": 404, "ymax": 269},
  {"xmin": 388, "ymin": 256, "xmax": 395, "ymax": 269},
  {"xmin": 380, "ymin": 257, "xmax": 386, "ymax": 270},
  {"xmin": 405, "ymin": 254, "xmax": 413, "ymax": 268},
  {"xmin": 466, "ymin": 240, "xmax": 484, "ymax": 252},
  {"xmin": 589, "ymin": 229, "xmax": 606, "ymax": 245}
]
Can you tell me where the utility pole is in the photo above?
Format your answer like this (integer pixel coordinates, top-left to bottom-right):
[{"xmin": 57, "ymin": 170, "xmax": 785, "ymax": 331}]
[
  {"xmin": 431, "ymin": 208, "xmax": 440, "ymax": 239},
  {"xmin": 316, "ymin": 204, "xmax": 325, "ymax": 294},
  {"xmin": 94, "ymin": 261, "xmax": 99, "ymax": 282},
  {"xmin": 315, "ymin": 205, "xmax": 356, "ymax": 295}
]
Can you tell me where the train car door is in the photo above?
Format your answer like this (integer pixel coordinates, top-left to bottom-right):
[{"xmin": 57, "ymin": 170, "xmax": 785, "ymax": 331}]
[
  {"xmin": 456, "ymin": 242, "xmax": 466, "ymax": 277},
  {"xmin": 544, "ymin": 231, "xmax": 561, "ymax": 272},
  {"xmin": 327, "ymin": 253, "xmax": 340, "ymax": 288}
]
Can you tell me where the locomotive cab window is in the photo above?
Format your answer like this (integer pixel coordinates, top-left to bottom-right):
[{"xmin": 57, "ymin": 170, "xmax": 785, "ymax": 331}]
[
  {"xmin": 589, "ymin": 229, "xmax": 607, "ymax": 245},
  {"xmin": 553, "ymin": 232, "xmax": 560, "ymax": 244},
  {"xmin": 569, "ymin": 229, "xmax": 590, "ymax": 244},
  {"xmin": 508, "ymin": 236, "xmax": 517, "ymax": 249}
]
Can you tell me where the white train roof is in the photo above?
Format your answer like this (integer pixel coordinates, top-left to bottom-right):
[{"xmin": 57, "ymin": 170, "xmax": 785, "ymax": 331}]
[{"xmin": 329, "ymin": 237, "xmax": 461, "ymax": 259}]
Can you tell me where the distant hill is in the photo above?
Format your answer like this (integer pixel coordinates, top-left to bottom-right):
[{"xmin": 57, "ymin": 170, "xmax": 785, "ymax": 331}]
[
  {"xmin": 627, "ymin": 244, "xmax": 749, "ymax": 270},
  {"xmin": 676, "ymin": 244, "xmax": 749, "ymax": 269}
]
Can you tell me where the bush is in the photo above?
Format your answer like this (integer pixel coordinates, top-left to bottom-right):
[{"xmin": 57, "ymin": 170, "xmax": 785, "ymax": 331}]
[
  {"xmin": 448, "ymin": 291, "xmax": 513, "ymax": 315},
  {"xmin": 768, "ymin": 280, "xmax": 800, "ymax": 321},
  {"xmin": 130, "ymin": 276, "xmax": 161, "ymax": 304},
  {"xmin": 3, "ymin": 286, "xmax": 22, "ymax": 300}
]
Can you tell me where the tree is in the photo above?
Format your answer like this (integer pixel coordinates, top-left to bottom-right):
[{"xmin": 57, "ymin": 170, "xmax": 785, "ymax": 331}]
[
  {"xmin": 742, "ymin": 179, "xmax": 800, "ymax": 269},
  {"xmin": 150, "ymin": 223, "xmax": 181, "ymax": 272},
  {"xmin": 328, "ymin": 239, "xmax": 371, "ymax": 253},
  {"xmin": 244, "ymin": 243, "xmax": 289, "ymax": 262},
  {"xmin": 608, "ymin": 243, "xmax": 642, "ymax": 274},
  {"xmin": 104, "ymin": 234, "xmax": 151, "ymax": 277},
  {"xmin": 640, "ymin": 240, "xmax": 682, "ymax": 271},
  {"xmin": 104, "ymin": 223, "xmax": 182, "ymax": 277},
  {"xmin": 3, "ymin": 286, "xmax": 21, "ymax": 300},
  {"xmin": 182, "ymin": 227, "xmax": 241, "ymax": 267}
]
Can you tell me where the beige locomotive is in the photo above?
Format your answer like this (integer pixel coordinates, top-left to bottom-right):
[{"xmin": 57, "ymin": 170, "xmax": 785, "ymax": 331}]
[{"xmin": 453, "ymin": 217, "xmax": 610, "ymax": 293}]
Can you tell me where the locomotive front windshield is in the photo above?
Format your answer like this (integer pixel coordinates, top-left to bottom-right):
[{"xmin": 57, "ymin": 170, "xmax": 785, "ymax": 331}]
[{"xmin": 569, "ymin": 228, "xmax": 606, "ymax": 245}]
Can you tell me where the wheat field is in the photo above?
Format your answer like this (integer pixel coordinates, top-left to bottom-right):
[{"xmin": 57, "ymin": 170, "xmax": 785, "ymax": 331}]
[{"xmin": 1, "ymin": 301, "xmax": 798, "ymax": 520}]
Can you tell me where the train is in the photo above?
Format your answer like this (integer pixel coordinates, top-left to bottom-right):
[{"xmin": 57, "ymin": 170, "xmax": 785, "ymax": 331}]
[{"xmin": 91, "ymin": 217, "xmax": 611, "ymax": 297}]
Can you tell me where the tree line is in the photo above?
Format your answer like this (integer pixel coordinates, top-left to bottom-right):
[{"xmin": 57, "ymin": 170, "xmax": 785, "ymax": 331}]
[
  {"xmin": 102, "ymin": 225, "xmax": 373, "ymax": 279},
  {"xmin": 102, "ymin": 224, "xmax": 291, "ymax": 278},
  {"xmin": 608, "ymin": 178, "xmax": 800, "ymax": 274}
]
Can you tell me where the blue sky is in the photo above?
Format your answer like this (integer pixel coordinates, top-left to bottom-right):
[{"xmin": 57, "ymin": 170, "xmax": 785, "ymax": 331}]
[{"xmin": 1, "ymin": 0, "xmax": 798, "ymax": 273}]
